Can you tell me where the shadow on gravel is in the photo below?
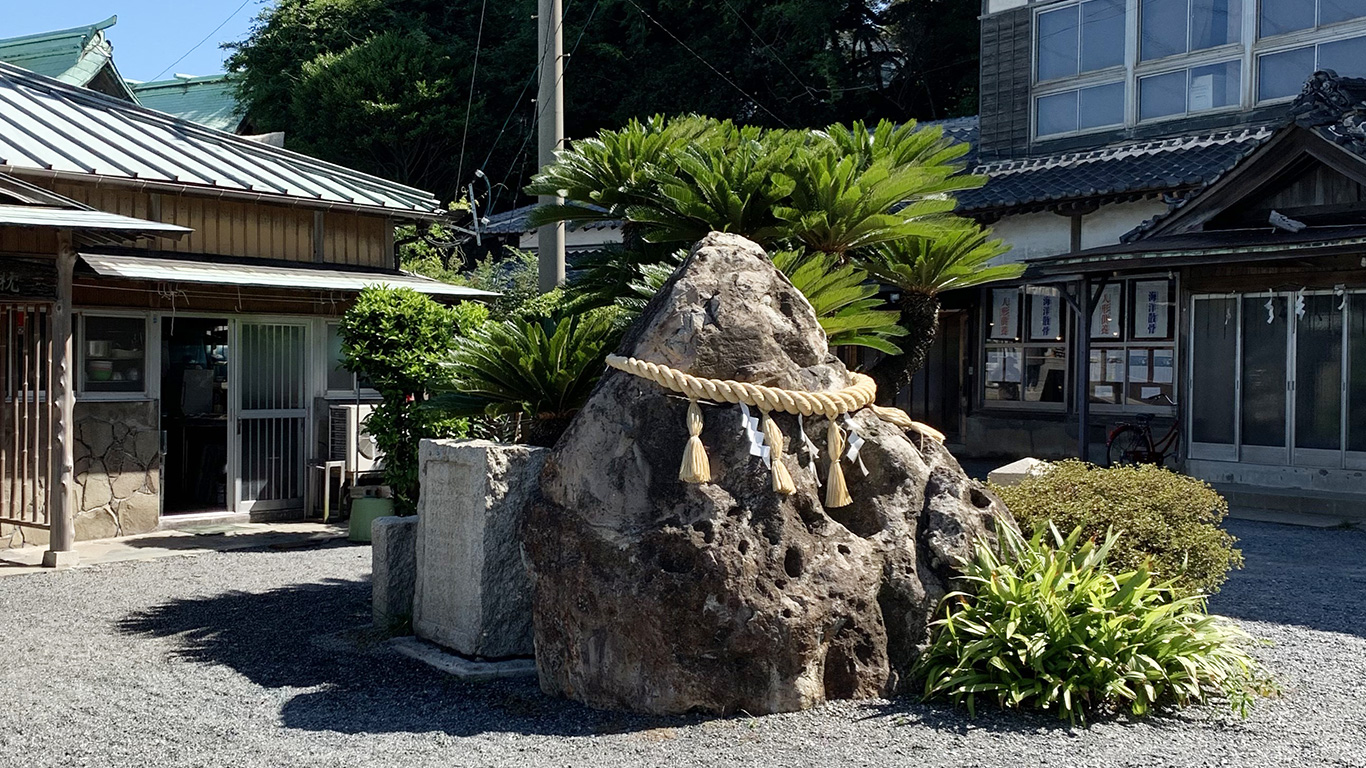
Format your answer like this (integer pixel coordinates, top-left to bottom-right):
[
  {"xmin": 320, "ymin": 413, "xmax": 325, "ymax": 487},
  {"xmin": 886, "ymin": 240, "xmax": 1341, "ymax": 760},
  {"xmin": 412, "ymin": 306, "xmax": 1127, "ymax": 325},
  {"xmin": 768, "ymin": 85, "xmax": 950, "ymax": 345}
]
[
  {"xmin": 116, "ymin": 577, "xmax": 690, "ymax": 736},
  {"xmin": 1209, "ymin": 520, "xmax": 1366, "ymax": 639}
]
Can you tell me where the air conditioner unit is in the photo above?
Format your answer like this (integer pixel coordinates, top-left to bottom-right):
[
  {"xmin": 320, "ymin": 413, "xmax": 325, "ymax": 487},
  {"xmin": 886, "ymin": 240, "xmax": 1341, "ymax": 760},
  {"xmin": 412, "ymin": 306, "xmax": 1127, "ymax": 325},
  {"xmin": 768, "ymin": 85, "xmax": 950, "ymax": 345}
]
[{"xmin": 329, "ymin": 404, "xmax": 381, "ymax": 475}]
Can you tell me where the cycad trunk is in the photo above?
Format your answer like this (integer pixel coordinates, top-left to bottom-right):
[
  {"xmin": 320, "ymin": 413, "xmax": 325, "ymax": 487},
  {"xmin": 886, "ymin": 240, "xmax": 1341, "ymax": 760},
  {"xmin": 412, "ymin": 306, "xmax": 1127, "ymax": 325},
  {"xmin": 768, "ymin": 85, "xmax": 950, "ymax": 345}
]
[{"xmin": 870, "ymin": 290, "xmax": 940, "ymax": 406}]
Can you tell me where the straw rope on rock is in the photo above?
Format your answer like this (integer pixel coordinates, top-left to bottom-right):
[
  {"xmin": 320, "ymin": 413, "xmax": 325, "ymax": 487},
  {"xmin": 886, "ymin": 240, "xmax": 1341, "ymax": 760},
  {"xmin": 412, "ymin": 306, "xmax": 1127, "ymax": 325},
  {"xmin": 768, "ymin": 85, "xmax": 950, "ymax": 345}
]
[{"xmin": 605, "ymin": 354, "xmax": 945, "ymax": 507}]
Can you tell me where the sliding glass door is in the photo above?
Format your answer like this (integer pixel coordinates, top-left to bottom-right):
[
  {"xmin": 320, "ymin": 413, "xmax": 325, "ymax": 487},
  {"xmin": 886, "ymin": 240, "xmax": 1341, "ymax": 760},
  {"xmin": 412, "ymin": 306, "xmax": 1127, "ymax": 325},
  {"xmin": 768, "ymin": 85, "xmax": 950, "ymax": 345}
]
[{"xmin": 1190, "ymin": 292, "xmax": 1363, "ymax": 469}]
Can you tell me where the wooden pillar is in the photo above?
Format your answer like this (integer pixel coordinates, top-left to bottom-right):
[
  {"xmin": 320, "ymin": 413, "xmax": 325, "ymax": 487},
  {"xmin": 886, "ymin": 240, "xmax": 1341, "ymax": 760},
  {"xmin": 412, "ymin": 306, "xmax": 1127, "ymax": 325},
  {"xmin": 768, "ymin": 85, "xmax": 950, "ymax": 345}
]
[{"xmin": 42, "ymin": 231, "xmax": 78, "ymax": 568}]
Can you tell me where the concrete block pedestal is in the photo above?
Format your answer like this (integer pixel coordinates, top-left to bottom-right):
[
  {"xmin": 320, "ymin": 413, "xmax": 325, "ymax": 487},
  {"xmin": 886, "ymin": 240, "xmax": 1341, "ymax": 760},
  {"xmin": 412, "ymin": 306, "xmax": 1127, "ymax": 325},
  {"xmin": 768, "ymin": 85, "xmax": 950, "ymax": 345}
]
[{"xmin": 412, "ymin": 439, "xmax": 548, "ymax": 659}]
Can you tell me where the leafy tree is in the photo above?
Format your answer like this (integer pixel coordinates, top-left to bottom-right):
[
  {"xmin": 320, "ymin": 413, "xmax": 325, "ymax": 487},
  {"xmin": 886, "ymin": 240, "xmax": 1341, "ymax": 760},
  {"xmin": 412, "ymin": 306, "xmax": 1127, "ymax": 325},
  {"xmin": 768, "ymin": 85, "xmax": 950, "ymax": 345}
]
[
  {"xmin": 339, "ymin": 287, "xmax": 487, "ymax": 513},
  {"xmin": 226, "ymin": 0, "xmax": 985, "ymax": 205}
]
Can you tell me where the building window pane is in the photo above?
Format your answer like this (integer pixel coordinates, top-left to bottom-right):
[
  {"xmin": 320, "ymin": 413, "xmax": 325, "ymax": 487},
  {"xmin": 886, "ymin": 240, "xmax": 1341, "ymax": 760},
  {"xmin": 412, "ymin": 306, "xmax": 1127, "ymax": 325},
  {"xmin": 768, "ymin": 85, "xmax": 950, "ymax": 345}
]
[
  {"xmin": 1191, "ymin": 298, "xmax": 1237, "ymax": 445},
  {"xmin": 1319, "ymin": 35, "xmax": 1366, "ymax": 78},
  {"xmin": 1037, "ymin": 91, "xmax": 1080, "ymax": 136},
  {"xmin": 1189, "ymin": 60, "xmax": 1241, "ymax": 111},
  {"xmin": 1241, "ymin": 295, "xmax": 1288, "ymax": 447},
  {"xmin": 1141, "ymin": 0, "xmax": 1189, "ymax": 60},
  {"xmin": 1190, "ymin": 0, "xmax": 1242, "ymax": 50},
  {"xmin": 1039, "ymin": 5, "xmax": 1081, "ymax": 80},
  {"xmin": 1025, "ymin": 347, "xmax": 1069, "ymax": 403},
  {"xmin": 1260, "ymin": 0, "xmax": 1315, "ymax": 36},
  {"xmin": 985, "ymin": 347, "xmax": 1024, "ymax": 401},
  {"xmin": 1349, "ymin": 295, "xmax": 1366, "ymax": 452},
  {"xmin": 1140, "ymin": 70, "xmax": 1189, "ymax": 119},
  {"xmin": 1294, "ymin": 294, "xmax": 1343, "ymax": 451},
  {"xmin": 326, "ymin": 323, "xmax": 354, "ymax": 392},
  {"xmin": 1321, "ymin": 0, "xmax": 1366, "ymax": 25},
  {"xmin": 1081, "ymin": 0, "xmax": 1127, "ymax": 71},
  {"xmin": 1078, "ymin": 82, "xmax": 1126, "ymax": 128},
  {"xmin": 1258, "ymin": 46, "xmax": 1316, "ymax": 101},
  {"xmin": 81, "ymin": 316, "xmax": 146, "ymax": 394}
]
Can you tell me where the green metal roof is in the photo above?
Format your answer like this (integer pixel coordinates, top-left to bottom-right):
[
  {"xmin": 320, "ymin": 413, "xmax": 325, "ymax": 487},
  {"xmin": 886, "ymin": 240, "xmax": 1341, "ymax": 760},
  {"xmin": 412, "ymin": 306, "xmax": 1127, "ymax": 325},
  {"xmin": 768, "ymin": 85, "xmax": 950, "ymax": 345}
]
[
  {"xmin": 0, "ymin": 16, "xmax": 140, "ymax": 103},
  {"xmin": 130, "ymin": 74, "xmax": 244, "ymax": 133}
]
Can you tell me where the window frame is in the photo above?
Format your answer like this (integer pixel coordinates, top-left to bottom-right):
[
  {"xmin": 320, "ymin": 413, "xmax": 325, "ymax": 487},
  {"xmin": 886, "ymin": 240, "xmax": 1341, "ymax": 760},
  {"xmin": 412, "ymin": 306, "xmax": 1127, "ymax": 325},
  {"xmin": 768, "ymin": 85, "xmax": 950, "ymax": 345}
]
[
  {"xmin": 1137, "ymin": 55, "xmax": 1244, "ymax": 122},
  {"xmin": 1253, "ymin": 30, "xmax": 1366, "ymax": 104},
  {"xmin": 1138, "ymin": 0, "xmax": 1244, "ymax": 63},
  {"xmin": 981, "ymin": 285, "xmax": 1071, "ymax": 413},
  {"xmin": 75, "ymin": 310, "xmax": 156, "ymax": 402},
  {"xmin": 322, "ymin": 320, "xmax": 379, "ymax": 401},
  {"xmin": 1087, "ymin": 275, "xmax": 1179, "ymax": 415}
]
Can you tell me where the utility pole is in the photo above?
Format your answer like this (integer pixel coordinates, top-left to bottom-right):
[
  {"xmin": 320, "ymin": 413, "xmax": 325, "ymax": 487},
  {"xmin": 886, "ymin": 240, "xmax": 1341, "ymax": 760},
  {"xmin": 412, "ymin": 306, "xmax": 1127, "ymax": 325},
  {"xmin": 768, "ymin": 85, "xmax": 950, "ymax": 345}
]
[{"xmin": 537, "ymin": 0, "xmax": 566, "ymax": 293}]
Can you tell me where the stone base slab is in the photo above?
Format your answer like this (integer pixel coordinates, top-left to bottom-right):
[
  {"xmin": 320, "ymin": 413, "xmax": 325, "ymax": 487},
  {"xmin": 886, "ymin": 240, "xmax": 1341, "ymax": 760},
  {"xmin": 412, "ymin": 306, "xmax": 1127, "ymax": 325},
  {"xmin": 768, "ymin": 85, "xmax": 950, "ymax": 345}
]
[{"xmin": 388, "ymin": 636, "xmax": 536, "ymax": 682}]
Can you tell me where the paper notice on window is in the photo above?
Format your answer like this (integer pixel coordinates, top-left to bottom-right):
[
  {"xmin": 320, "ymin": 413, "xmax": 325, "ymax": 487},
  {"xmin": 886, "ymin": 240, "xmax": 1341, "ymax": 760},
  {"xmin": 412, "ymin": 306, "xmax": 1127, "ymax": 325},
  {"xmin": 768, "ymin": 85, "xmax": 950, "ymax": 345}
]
[
  {"xmin": 1152, "ymin": 349, "xmax": 1174, "ymax": 384},
  {"xmin": 1003, "ymin": 348, "xmax": 1021, "ymax": 382},
  {"xmin": 1189, "ymin": 74, "xmax": 1214, "ymax": 111},
  {"xmin": 1089, "ymin": 351, "xmax": 1103, "ymax": 382},
  {"xmin": 1105, "ymin": 350, "xmax": 1125, "ymax": 382},
  {"xmin": 1128, "ymin": 349, "xmax": 1149, "ymax": 383},
  {"xmin": 1141, "ymin": 386, "xmax": 1163, "ymax": 400},
  {"xmin": 1093, "ymin": 384, "xmax": 1115, "ymax": 401}
]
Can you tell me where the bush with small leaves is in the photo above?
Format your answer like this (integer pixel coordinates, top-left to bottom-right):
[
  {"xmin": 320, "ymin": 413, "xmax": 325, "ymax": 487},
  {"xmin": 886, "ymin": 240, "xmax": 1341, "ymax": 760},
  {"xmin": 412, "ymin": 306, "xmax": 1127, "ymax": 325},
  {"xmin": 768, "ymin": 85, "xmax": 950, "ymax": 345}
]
[
  {"xmin": 915, "ymin": 524, "xmax": 1273, "ymax": 724},
  {"xmin": 991, "ymin": 460, "xmax": 1242, "ymax": 596}
]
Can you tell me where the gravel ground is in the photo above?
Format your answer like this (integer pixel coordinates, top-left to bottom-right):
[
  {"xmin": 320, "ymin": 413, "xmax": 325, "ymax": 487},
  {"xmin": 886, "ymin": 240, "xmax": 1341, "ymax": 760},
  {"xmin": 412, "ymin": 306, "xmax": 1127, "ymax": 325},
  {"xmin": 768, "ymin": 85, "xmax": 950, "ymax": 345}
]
[{"xmin": 1, "ymin": 519, "xmax": 1362, "ymax": 768}]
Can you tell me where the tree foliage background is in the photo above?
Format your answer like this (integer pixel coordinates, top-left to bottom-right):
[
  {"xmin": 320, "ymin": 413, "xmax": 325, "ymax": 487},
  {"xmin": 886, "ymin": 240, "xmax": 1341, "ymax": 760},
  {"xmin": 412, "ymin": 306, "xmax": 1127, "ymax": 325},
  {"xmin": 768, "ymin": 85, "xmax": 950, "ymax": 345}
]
[{"xmin": 226, "ymin": 0, "xmax": 980, "ymax": 206}]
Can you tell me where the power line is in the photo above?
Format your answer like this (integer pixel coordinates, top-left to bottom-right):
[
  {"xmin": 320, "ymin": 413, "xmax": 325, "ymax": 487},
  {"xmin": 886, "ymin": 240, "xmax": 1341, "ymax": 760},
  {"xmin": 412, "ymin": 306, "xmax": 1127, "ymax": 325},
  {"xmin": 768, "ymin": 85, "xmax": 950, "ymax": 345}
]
[
  {"xmin": 716, "ymin": 0, "xmax": 819, "ymax": 102},
  {"xmin": 619, "ymin": 0, "xmax": 788, "ymax": 126},
  {"xmin": 151, "ymin": 0, "xmax": 254, "ymax": 80},
  {"xmin": 456, "ymin": 0, "xmax": 491, "ymax": 187}
]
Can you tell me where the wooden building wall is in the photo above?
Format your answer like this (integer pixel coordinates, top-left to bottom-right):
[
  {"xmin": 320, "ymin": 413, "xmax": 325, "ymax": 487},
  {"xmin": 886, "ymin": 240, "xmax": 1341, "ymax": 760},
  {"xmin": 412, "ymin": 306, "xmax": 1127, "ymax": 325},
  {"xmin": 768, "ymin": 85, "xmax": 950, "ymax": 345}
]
[{"xmin": 36, "ymin": 181, "xmax": 393, "ymax": 269}]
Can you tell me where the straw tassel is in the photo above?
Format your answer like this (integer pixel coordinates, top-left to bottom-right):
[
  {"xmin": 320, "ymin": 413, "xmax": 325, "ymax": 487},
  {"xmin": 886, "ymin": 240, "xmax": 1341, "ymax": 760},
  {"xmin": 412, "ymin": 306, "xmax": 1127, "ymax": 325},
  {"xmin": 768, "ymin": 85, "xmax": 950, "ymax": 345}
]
[
  {"xmin": 825, "ymin": 417, "xmax": 852, "ymax": 507},
  {"xmin": 761, "ymin": 411, "xmax": 796, "ymax": 495},
  {"xmin": 679, "ymin": 399, "xmax": 711, "ymax": 483}
]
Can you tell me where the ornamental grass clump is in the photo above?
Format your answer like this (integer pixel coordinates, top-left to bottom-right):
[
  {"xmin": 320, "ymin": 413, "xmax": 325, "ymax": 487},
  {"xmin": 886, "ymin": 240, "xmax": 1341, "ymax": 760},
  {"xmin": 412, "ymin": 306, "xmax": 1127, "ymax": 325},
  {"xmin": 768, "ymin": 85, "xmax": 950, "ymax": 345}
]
[
  {"xmin": 991, "ymin": 460, "xmax": 1242, "ymax": 596},
  {"xmin": 915, "ymin": 524, "xmax": 1271, "ymax": 724}
]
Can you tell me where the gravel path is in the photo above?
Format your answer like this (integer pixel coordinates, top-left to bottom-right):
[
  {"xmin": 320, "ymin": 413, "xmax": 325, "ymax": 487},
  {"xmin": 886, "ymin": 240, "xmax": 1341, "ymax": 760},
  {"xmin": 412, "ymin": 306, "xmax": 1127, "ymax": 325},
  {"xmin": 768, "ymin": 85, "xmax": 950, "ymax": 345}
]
[{"xmin": 0, "ymin": 519, "xmax": 1362, "ymax": 768}]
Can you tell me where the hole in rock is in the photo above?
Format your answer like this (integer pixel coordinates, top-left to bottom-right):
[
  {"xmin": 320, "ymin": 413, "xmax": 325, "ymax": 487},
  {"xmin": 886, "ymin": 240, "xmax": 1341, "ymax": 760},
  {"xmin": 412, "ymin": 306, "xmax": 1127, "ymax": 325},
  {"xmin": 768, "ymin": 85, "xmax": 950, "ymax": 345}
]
[
  {"xmin": 969, "ymin": 487, "xmax": 993, "ymax": 509},
  {"xmin": 737, "ymin": 539, "xmax": 750, "ymax": 554},
  {"xmin": 826, "ymin": 504, "xmax": 882, "ymax": 539},
  {"xmin": 784, "ymin": 546, "xmax": 805, "ymax": 579},
  {"xmin": 782, "ymin": 608, "xmax": 794, "ymax": 619},
  {"xmin": 774, "ymin": 579, "xmax": 787, "ymax": 591},
  {"xmin": 837, "ymin": 544, "xmax": 851, "ymax": 556},
  {"xmin": 656, "ymin": 543, "xmax": 695, "ymax": 575},
  {"xmin": 692, "ymin": 520, "xmax": 716, "ymax": 543}
]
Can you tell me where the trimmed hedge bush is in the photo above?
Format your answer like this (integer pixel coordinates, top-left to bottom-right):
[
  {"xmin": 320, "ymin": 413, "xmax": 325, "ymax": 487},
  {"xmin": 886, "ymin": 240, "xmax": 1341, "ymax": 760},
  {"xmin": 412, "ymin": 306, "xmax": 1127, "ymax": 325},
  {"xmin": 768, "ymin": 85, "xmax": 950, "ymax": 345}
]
[{"xmin": 990, "ymin": 460, "xmax": 1242, "ymax": 596}]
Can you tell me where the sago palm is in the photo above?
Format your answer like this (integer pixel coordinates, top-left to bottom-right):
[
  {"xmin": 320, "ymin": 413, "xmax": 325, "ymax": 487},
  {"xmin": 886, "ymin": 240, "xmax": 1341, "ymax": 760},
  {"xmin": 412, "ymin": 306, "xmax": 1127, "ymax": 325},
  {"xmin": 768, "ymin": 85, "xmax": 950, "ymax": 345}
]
[{"xmin": 861, "ymin": 224, "xmax": 1021, "ymax": 402}]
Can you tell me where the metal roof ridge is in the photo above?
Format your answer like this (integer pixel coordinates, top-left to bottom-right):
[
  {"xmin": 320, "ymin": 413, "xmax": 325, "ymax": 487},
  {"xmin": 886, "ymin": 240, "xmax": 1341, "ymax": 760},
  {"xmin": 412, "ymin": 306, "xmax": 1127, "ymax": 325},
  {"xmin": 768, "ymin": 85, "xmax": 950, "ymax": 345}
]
[{"xmin": 0, "ymin": 16, "xmax": 118, "ymax": 48}]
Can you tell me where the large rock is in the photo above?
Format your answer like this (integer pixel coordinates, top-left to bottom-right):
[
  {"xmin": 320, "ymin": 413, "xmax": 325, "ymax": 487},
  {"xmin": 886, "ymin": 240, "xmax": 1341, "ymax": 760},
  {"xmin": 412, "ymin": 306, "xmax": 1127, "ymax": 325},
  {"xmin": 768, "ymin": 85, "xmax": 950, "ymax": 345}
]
[
  {"xmin": 414, "ymin": 439, "xmax": 547, "ymax": 659},
  {"xmin": 524, "ymin": 232, "xmax": 1014, "ymax": 716}
]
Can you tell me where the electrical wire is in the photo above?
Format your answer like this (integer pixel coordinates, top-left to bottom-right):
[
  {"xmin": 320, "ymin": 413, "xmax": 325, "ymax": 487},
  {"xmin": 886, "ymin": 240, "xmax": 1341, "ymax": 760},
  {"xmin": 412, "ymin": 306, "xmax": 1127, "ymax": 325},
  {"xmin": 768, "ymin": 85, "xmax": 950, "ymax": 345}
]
[
  {"xmin": 151, "ymin": 0, "xmax": 254, "ymax": 81},
  {"xmin": 619, "ymin": 0, "xmax": 788, "ymax": 126},
  {"xmin": 715, "ymin": 0, "xmax": 819, "ymax": 103},
  {"xmin": 456, "ymin": 0, "xmax": 491, "ymax": 187}
]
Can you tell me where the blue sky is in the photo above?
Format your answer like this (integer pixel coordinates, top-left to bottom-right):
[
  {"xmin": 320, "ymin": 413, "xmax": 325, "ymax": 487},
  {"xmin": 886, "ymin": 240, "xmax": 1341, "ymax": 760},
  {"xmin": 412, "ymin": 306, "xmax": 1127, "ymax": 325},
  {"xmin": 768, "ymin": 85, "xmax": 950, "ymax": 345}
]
[{"xmin": 2, "ymin": 1, "xmax": 271, "ymax": 82}]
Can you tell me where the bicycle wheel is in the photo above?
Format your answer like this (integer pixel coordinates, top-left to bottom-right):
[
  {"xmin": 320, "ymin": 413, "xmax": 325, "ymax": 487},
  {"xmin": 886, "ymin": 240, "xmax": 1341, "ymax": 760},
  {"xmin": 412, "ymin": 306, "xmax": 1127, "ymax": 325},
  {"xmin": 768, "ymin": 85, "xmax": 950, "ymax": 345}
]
[{"xmin": 1106, "ymin": 425, "xmax": 1153, "ymax": 467}]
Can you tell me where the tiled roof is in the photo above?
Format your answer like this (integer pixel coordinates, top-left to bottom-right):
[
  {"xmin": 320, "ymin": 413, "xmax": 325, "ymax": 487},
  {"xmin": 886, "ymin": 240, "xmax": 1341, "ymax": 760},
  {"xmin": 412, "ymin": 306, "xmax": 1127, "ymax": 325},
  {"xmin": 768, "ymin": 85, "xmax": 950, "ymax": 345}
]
[
  {"xmin": 0, "ymin": 62, "xmax": 442, "ymax": 218},
  {"xmin": 0, "ymin": 16, "xmax": 139, "ymax": 103},
  {"xmin": 958, "ymin": 126, "xmax": 1276, "ymax": 213},
  {"xmin": 483, "ymin": 203, "xmax": 621, "ymax": 235},
  {"xmin": 130, "ymin": 74, "xmax": 243, "ymax": 133}
]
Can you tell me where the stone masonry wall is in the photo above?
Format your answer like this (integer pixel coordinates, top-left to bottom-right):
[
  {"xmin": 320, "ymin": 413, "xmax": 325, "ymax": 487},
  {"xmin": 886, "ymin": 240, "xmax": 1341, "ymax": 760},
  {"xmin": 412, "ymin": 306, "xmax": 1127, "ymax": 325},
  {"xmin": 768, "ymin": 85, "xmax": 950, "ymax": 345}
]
[{"xmin": 73, "ymin": 400, "xmax": 161, "ymax": 541}]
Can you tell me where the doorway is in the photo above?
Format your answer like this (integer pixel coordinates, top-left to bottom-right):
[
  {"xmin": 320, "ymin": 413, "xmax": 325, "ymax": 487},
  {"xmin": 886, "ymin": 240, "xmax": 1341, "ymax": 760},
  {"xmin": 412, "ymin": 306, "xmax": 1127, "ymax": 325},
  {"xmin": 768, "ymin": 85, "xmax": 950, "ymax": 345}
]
[
  {"xmin": 903, "ymin": 311, "xmax": 967, "ymax": 443},
  {"xmin": 161, "ymin": 318, "xmax": 230, "ymax": 513}
]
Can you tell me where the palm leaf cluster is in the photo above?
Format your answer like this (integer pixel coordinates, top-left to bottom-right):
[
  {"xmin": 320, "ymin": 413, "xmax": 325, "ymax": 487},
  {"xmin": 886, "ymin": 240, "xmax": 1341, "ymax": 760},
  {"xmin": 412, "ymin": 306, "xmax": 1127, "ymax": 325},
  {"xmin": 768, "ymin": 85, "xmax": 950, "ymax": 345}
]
[
  {"xmin": 526, "ymin": 115, "xmax": 1023, "ymax": 359},
  {"xmin": 915, "ymin": 524, "xmax": 1274, "ymax": 723}
]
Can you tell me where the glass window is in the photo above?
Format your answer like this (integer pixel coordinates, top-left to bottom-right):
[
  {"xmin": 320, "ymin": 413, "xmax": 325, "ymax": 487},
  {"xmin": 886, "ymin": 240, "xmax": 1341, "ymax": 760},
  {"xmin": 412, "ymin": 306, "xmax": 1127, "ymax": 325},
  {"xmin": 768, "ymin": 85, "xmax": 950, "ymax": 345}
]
[
  {"xmin": 1039, "ymin": 5, "xmax": 1081, "ymax": 80},
  {"xmin": 1241, "ymin": 295, "xmax": 1288, "ymax": 447},
  {"xmin": 985, "ymin": 287, "xmax": 1068, "ymax": 407},
  {"xmin": 1038, "ymin": 0, "xmax": 1126, "ymax": 81},
  {"xmin": 1089, "ymin": 278, "xmax": 1177, "ymax": 409},
  {"xmin": 1140, "ymin": 70, "xmax": 1189, "ymax": 119},
  {"xmin": 1037, "ymin": 91, "xmax": 1080, "ymax": 136},
  {"xmin": 325, "ymin": 322, "xmax": 373, "ymax": 395},
  {"xmin": 80, "ymin": 316, "xmax": 147, "ymax": 395},
  {"xmin": 1260, "ymin": 0, "xmax": 1315, "ymax": 36},
  {"xmin": 1079, "ymin": 82, "xmax": 1126, "ymax": 128},
  {"xmin": 1190, "ymin": 0, "xmax": 1242, "ymax": 49},
  {"xmin": 1319, "ymin": 35, "xmax": 1366, "ymax": 77},
  {"xmin": 1142, "ymin": 0, "xmax": 1189, "ymax": 60},
  {"xmin": 1258, "ymin": 46, "xmax": 1315, "ymax": 101},
  {"xmin": 1191, "ymin": 297, "xmax": 1238, "ymax": 445},
  {"xmin": 1142, "ymin": 0, "xmax": 1241, "ymax": 60},
  {"xmin": 1322, "ymin": 0, "xmax": 1366, "ymax": 25},
  {"xmin": 1081, "ymin": 0, "xmax": 1127, "ymax": 71},
  {"xmin": 1294, "ymin": 294, "xmax": 1344, "ymax": 451},
  {"xmin": 1349, "ymin": 294, "xmax": 1366, "ymax": 453}
]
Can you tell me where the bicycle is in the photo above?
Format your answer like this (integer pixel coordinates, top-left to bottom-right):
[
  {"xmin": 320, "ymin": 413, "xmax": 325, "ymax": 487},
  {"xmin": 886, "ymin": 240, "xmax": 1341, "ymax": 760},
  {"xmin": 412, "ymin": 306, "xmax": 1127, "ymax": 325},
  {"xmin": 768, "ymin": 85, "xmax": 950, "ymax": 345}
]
[{"xmin": 1105, "ymin": 393, "xmax": 1181, "ymax": 468}]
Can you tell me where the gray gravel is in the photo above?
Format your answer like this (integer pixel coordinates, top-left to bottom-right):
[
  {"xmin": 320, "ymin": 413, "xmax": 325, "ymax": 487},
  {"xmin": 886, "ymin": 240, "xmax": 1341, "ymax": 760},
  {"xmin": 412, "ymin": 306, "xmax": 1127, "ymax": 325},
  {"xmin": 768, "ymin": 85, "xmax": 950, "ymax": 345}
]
[{"xmin": 0, "ymin": 519, "xmax": 1363, "ymax": 768}]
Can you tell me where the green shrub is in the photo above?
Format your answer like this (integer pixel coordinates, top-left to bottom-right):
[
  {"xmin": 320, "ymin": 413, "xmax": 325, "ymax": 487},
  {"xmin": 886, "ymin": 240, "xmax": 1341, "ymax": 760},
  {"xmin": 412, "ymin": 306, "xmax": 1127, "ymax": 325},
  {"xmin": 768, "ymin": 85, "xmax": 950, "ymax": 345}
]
[
  {"xmin": 991, "ymin": 460, "xmax": 1242, "ymax": 596},
  {"xmin": 339, "ymin": 287, "xmax": 486, "ymax": 514},
  {"xmin": 915, "ymin": 524, "xmax": 1271, "ymax": 723}
]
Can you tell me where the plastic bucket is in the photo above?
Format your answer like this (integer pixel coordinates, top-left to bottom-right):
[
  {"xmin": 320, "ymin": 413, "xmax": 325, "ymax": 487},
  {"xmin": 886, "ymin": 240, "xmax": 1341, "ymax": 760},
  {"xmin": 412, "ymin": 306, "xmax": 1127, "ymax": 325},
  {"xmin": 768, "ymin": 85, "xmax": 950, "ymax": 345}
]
[{"xmin": 348, "ymin": 497, "xmax": 395, "ymax": 543}]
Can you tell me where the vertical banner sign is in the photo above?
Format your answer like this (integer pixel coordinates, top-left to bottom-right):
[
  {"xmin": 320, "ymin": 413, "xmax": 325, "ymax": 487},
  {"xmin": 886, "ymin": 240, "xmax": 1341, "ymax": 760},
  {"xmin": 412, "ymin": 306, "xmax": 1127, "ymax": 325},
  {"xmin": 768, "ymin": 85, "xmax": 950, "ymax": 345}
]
[
  {"xmin": 1133, "ymin": 280, "xmax": 1169, "ymax": 339},
  {"xmin": 1029, "ymin": 288, "xmax": 1060, "ymax": 340},
  {"xmin": 1091, "ymin": 284, "xmax": 1123, "ymax": 338},
  {"xmin": 991, "ymin": 289, "xmax": 1019, "ymax": 339}
]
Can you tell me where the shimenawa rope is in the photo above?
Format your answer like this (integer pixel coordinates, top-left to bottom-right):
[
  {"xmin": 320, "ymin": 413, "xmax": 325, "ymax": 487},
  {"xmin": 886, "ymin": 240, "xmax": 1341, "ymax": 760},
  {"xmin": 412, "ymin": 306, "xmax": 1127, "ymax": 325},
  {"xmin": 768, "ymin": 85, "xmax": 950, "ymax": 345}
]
[{"xmin": 605, "ymin": 354, "xmax": 944, "ymax": 507}]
